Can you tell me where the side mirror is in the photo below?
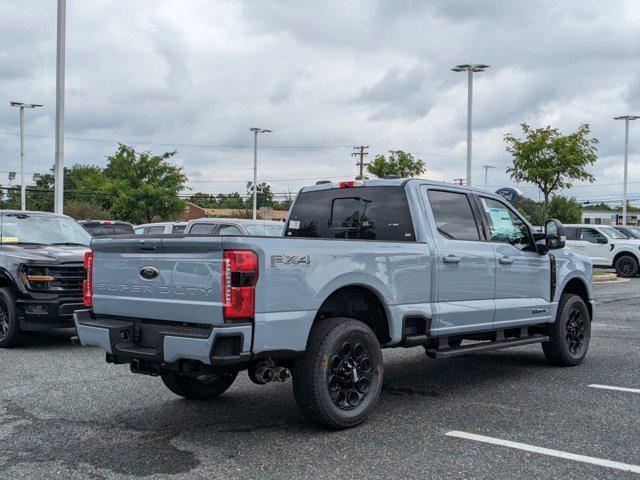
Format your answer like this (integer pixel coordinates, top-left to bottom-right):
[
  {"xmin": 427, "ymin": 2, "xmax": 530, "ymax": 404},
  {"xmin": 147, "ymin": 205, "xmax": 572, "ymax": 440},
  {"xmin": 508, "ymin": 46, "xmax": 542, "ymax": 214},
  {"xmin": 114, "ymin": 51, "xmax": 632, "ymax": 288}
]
[
  {"xmin": 545, "ymin": 219, "xmax": 566, "ymax": 250},
  {"xmin": 596, "ymin": 237, "xmax": 608, "ymax": 244}
]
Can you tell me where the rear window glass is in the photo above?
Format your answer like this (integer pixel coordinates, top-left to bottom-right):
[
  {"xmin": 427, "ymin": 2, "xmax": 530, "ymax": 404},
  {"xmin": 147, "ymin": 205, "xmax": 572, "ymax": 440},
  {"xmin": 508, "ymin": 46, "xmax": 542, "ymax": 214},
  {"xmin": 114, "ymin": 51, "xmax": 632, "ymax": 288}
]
[
  {"xmin": 285, "ymin": 186, "xmax": 415, "ymax": 241},
  {"xmin": 114, "ymin": 224, "xmax": 133, "ymax": 235},
  {"xmin": 172, "ymin": 224, "xmax": 186, "ymax": 233},
  {"xmin": 147, "ymin": 226, "xmax": 165, "ymax": 234}
]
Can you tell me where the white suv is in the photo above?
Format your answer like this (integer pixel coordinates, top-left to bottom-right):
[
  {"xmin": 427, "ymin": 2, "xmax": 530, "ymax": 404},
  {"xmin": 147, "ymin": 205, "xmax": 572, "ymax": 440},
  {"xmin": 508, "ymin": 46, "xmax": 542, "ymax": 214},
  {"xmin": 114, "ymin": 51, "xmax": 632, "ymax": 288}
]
[{"xmin": 564, "ymin": 224, "xmax": 640, "ymax": 277}]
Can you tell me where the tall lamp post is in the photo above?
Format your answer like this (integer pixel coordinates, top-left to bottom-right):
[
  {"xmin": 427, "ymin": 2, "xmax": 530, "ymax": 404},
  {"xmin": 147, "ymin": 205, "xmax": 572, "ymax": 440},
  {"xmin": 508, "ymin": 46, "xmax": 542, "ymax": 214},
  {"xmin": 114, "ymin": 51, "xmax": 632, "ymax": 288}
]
[
  {"xmin": 482, "ymin": 164, "xmax": 497, "ymax": 191},
  {"xmin": 54, "ymin": 0, "xmax": 66, "ymax": 214},
  {"xmin": 249, "ymin": 127, "xmax": 272, "ymax": 220},
  {"xmin": 9, "ymin": 101, "xmax": 43, "ymax": 211},
  {"xmin": 614, "ymin": 115, "xmax": 639, "ymax": 226},
  {"xmin": 451, "ymin": 64, "xmax": 490, "ymax": 186}
]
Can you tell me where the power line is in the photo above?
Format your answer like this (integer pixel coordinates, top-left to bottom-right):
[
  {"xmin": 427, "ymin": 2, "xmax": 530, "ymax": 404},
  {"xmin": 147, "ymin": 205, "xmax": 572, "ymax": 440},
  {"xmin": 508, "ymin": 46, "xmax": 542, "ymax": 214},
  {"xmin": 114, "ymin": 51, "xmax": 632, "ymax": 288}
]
[{"xmin": 0, "ymin": 131, "xmax": 355, "ymax": 150}]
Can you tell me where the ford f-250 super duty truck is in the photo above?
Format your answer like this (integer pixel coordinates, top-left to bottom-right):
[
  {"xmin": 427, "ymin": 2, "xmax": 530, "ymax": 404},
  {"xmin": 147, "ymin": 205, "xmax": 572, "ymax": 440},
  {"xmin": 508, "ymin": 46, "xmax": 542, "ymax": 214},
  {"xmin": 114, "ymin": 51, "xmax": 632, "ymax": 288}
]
[{"xmin": 75, "ymin": 179, "xmax": 595, "ymax": 429}]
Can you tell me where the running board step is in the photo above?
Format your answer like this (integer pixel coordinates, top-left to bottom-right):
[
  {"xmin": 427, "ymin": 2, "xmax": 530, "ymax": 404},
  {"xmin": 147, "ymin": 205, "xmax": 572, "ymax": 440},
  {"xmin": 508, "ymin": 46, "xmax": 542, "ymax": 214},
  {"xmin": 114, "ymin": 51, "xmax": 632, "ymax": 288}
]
[{"xmin": 425, "ymin": 334, "xmax": 549, "ymax": 359}]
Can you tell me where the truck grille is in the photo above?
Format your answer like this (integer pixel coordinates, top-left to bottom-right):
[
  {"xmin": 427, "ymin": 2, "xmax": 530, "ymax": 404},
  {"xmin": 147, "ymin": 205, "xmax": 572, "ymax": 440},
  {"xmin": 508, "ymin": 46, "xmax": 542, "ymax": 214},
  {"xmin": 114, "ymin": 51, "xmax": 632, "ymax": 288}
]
[
  {"xmin": 24, "ymin": 264, "xmax": 85, "ymax": 292},
  {"xmin": 49, "ymin": 265, "xmax": 85, "ymax": 291}
]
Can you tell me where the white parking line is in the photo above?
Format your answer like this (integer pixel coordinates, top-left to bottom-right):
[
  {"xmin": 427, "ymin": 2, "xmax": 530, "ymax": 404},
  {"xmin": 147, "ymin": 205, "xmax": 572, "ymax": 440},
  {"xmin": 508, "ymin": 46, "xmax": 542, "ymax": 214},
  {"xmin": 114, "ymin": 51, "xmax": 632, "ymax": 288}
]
[
  {"xmin": 589, "ymin": 384, "xmax": 640, "ymax": 394},
  {"xmin": 446, "ymin": 431, "xmax": 640, "ymax": 474}
]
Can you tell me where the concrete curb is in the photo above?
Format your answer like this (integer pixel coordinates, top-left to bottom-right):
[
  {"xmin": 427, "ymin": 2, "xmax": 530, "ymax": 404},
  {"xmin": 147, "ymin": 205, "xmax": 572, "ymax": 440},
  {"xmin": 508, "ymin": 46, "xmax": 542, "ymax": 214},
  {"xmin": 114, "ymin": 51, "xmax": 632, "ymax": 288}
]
[{"xmin": 593, "ymin": 273, "xmax": 621, "ymax": 283}]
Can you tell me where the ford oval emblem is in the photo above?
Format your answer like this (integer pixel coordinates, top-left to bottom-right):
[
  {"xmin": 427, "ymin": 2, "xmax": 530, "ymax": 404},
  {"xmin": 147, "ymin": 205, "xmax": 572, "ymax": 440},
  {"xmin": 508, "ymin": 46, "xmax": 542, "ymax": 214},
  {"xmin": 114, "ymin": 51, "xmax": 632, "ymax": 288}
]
[
  {"xmin": 495, "ymin": 187, "xmax": 523, "ymax": 203},
  {"xmin": 139, "ymin": 266, "xmax": 159, "ymax": 280}
]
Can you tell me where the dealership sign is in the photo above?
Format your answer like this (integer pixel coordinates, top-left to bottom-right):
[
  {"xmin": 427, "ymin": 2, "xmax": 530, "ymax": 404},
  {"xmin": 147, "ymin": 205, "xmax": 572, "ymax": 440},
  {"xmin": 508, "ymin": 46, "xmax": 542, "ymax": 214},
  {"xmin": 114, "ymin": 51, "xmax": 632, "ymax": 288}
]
[{"xmin": 495, "ymin": 187, "xmax": 523, "ymax": 203}]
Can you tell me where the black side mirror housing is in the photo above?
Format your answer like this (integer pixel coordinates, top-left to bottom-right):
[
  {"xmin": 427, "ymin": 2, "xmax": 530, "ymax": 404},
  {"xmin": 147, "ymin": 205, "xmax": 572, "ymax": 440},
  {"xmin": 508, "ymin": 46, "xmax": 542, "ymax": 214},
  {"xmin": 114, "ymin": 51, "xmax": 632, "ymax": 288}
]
[
  {"xmin": 596, "ymin": 237, "xmax": 608, "ymax": 244},
  {"xmin": 545, "ymin": 219, "xmax": 566, "ymax": 250}
]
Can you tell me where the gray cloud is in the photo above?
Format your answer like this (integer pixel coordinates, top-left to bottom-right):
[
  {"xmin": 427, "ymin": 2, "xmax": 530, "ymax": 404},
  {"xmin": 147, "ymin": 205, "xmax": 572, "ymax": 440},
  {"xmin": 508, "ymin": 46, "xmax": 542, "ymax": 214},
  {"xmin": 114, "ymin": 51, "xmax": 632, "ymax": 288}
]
[{"xmin": 0, "ymin": 0, "xmax": 639, "ymax": 206}]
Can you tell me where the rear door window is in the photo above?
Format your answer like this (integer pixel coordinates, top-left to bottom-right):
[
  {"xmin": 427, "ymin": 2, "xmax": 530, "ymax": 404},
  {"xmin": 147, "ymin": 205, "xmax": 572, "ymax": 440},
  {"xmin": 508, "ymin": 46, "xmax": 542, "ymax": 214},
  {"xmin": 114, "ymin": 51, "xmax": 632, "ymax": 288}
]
[
  {"xmin": 218, "ymin": 225, "xmax": 243, "ymax": 236},
  {"xmin": 427, "ymin": 190, "xmax": 480, "ymax": 241},
  {"xmin": 285, "ymin": 186, "xmax": 415, "ymax": 241},
  {"xmin": 147, "ymin": 226, "xmax": 165, "ymax": 234},
  {"xmin": 189, "ymin": 224, "xmax": 216, "ymax": 235}
]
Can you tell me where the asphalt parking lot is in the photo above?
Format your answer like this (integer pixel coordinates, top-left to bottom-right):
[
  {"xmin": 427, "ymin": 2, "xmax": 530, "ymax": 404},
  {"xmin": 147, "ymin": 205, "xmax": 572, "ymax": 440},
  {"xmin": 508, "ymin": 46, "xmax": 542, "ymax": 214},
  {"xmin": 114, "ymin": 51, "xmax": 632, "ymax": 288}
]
[{"xmin": 1, "ymin": 279, "xmax": 639, "ymax": 480}]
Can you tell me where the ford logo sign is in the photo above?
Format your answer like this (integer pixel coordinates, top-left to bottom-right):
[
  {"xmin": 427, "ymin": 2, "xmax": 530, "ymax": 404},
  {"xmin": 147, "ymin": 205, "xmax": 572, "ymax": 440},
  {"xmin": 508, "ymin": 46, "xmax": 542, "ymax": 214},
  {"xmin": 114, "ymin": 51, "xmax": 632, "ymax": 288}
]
[
  {"xmin": 139, "ymin": 266, "xmax": 159, "ymax": 280},
  {"xmin": 495, "ymin": 187, "xmax": 523, "ymax": 203}
]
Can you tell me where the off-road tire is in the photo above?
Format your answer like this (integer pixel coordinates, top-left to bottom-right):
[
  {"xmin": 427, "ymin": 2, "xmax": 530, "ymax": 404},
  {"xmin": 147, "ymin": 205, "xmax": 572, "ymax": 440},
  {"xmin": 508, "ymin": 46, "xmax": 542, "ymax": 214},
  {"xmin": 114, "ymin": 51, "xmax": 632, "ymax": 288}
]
[
  {"xmin": 542, "ymin": 293, "xmax": 590, "ymax": 366},
  {"xmin": 293, "ymin": 317, "xmax": 383, "ymax": 429},
  {"xmin": 161, "ymin": 371, "xmax": 237, "ymax": 400},
  {"xmin": 614, "ymin": 254, "xmax": 639, "ymax": 278},
  {"xmin": 0, "ymin": 287, "xmax": 23, "ymax": 348}
]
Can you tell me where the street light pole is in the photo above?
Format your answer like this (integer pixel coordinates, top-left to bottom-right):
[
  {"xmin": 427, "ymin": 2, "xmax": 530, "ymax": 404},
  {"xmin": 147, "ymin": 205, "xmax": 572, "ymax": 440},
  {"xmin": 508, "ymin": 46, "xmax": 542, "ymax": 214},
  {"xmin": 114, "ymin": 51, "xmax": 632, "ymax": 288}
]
[
  {"xmin": 249, "ymin": 127, "xmax": 272, "ymax": 220},
  {"xmin": 451, "ymin": 64, "xmax": 490, "ymax": 187},
  {"xmin": 482, "ymin": 165, "xmax": 497, "ymax": 191},
  {"xmin": 614, "ymin": 115, "xmax": 639, "ymax": 226},
  {"xmin": 54, "ymin": 0, "xmax": 66, "ymax": 214},
  {"xmin": 10, "ymin": 102, "xmax": 43, "ymax": 211}
]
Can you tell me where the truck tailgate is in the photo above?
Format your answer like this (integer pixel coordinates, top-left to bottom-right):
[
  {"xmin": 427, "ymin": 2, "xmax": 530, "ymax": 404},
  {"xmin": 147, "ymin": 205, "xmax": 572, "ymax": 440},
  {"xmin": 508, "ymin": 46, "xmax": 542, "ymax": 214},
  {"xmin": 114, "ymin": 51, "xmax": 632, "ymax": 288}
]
[{"xmin": 91, "ymin": 236, "xmax": 224, "ymax": 325}]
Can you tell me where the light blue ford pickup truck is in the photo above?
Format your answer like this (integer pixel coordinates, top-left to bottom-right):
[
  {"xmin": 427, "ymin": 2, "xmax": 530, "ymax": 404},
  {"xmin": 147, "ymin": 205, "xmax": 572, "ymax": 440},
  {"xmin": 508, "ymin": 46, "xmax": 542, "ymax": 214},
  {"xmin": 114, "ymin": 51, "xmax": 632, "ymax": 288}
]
[{"xmin": 75, "ymin": 179, "xmax": 594, "ymax": 429}]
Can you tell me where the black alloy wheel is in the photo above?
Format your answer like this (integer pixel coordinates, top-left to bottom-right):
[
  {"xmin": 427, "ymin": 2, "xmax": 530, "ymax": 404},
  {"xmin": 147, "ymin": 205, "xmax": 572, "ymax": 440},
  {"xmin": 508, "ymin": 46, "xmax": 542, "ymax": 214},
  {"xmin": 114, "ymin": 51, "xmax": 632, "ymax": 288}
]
[
  {"xmin": 565, "ymin": 305, "xmax": 585, "ymax": 354},
  {"xmin": 327, "ymin": 341, "xmax": 373, "ymax": 410}
]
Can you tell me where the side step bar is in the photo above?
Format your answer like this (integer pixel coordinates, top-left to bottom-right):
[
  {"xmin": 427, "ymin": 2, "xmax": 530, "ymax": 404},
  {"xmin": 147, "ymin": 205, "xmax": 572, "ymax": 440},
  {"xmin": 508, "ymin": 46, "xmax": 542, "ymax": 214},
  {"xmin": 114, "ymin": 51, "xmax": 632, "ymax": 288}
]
[{"xmin": 424, "ymin": 334, "xmax": 549, "ymax": 359}]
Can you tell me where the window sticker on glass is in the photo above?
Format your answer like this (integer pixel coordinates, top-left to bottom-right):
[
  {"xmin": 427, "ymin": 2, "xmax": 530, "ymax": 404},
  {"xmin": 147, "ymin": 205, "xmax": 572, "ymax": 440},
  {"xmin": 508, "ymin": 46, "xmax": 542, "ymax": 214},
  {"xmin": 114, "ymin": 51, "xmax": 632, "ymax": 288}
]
[
  {"xmin": 289, "ymin": 220, "xmax": 300, "ymax": 230},
  {"xmin": 486, "ymin": 207, "xmax": 513, "ymax": 235}
]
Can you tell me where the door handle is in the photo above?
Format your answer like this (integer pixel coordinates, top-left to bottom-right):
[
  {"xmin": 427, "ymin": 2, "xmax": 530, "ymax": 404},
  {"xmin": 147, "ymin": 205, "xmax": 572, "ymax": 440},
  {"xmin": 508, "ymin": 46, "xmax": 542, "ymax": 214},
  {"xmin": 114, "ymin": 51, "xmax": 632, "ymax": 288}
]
[
  {"xmin": 443, "ymin": 255, "xmax": 461, "ymax": 264},
  {"xmin": 499, "ymin": 257, "xmax": 514, "ymax": 265}
]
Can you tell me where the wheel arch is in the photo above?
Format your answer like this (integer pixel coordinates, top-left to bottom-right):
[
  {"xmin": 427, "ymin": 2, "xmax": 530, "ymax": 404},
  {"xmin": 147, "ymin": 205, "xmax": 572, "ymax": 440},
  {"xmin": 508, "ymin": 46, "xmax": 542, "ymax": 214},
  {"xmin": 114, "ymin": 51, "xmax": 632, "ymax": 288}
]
[
  {"xmin": 561, "ymin": 277, "xmax": 592, "ymax": 319},
  {"xmin": 612, "ymin": 249, "xmax": 639, "ymax": 268},
  {"xmin": 314, "ymin": 284, "xmax": 392, "ymax": 345},
  {"xmin": 0, "ymin": 268, "xmax": 19, "ymax": 290}
]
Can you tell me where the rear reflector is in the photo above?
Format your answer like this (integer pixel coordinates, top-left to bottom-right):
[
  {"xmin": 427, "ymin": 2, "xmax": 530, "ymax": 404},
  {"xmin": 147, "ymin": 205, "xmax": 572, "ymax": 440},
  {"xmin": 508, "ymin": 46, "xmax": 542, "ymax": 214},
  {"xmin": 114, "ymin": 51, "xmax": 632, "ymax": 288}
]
[
  {"xmin": 222, "ymin": 250, "xmax": 258, "ymax": 321},
  {"xmin": 83, "ymin": 251, "xmax": 93, "ymax": 307}
]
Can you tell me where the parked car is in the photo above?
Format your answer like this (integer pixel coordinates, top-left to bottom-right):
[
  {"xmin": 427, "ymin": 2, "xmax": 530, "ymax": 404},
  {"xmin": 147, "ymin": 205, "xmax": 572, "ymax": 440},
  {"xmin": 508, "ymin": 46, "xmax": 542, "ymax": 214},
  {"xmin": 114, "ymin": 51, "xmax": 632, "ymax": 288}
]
[
  {"xmin": 612, "ymin": 225, "xmax": 640, "ymax": 240},
  {"xmin": 75, "ymin": 179, "xmax": 593, "ymax": 429},
  {"xmin": 134, "ymin": 222, "xmax": 187, "ymax": 235},
  {"xmin": 185, "ymin": 218, "xmax": 283, "ymax": 236},
  {"xmin": 80, "ymin": 220, "xmax": 134, "ymax": 237},
  {"xmin": 564, "ymin": 224, "xmax": 640, "ymax": 277},
  {"xmin": 0, "ymin": 210, "xmax": 91, "ymax": 347}
]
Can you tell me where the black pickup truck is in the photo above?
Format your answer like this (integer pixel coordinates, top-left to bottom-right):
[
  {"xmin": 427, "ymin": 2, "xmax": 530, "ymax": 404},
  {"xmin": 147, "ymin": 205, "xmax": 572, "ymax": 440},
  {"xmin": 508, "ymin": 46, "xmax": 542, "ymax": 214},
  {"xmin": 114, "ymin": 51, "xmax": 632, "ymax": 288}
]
[{"xmin": 0, "ymin": 210, "xmax": 90, "ymax": 347}]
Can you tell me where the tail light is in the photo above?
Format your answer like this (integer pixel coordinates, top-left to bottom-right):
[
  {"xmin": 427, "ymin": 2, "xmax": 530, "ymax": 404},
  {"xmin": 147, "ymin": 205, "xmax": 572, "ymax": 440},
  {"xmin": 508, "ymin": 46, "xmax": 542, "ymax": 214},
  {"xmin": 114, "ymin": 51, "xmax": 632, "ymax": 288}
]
[
  {"xmin": 83, "ymin": 251, "xmax": 93, "ymax": 307},
  {"xmin": 222, "ymin": 250, "xmax": 258, "ymax": 321},
  {"xmin": 339, "ymin": 181, "xmax": 363, "ymax": 188}
]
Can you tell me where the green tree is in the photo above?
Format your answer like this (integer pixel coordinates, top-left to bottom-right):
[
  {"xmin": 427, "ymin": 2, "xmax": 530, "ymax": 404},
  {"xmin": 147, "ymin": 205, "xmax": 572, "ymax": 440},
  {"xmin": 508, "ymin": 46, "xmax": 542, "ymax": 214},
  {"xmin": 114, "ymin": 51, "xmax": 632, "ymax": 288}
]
[
  {"xmin": 367, "ymin": 150, "xmax": 425, "ymax": 179},
  {"xmin": 514, "ymin": 196, "xmax": 543, "ymax": 225},
  {"xmin": 64, "ymin": 200, "xmax": 111, "ymax": 220},
  {"xmin": 246, "ymin": 182, "xmax": 273, "ymax": 209},
  {"xmin": 504, "ymin": 123, "xmax": 598, "ymax": 221},
  {"xmin": 548, "ymin": 195, "xmax": 582, "ymax": 223},
  {"xmin": 104, "ymin": 144, "xmax": 188, "ymax": 224}
]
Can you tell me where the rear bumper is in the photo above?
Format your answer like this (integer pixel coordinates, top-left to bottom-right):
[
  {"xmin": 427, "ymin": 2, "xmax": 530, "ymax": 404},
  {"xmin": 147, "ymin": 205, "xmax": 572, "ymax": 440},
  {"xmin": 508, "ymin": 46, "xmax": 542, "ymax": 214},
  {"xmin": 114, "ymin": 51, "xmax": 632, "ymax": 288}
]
[
  {"xmin": 16, "ymin": 296, "xmax": 84, "ymax": 331},
  {"xmin": 73, "ymin": 309, "xmax": 252, "ymax": 367}
]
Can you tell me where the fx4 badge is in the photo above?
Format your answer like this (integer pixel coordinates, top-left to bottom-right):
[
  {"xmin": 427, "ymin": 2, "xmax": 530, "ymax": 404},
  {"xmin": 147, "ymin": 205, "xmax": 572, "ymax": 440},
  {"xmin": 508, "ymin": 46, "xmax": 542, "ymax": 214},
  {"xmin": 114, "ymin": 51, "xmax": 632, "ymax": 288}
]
[{"xmin": 270, "ymin": 254, "xmax": 311, "ymax": 267}]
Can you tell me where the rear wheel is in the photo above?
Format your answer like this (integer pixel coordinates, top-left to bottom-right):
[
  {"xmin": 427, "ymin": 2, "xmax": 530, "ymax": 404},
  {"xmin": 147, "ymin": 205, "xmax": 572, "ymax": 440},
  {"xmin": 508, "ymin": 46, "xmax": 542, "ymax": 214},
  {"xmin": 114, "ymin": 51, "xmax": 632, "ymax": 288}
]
[
  {"xmin": 0, "ymin": 287, "xmax": 22, "ymax": 348},
  {"xmin": 293, "ymin": 317, "xmax": 383, "ymax": 429},
  {"xmin": 542, "ymin": 293, "xmax": 590, "ymax": 366},
  {"xmin": 161, "ymin": 371, "xmax": 237, "ymax": 400},
  {"xmin": 614, "ymin": 254, "xmax": 638, "ymax": 278}
]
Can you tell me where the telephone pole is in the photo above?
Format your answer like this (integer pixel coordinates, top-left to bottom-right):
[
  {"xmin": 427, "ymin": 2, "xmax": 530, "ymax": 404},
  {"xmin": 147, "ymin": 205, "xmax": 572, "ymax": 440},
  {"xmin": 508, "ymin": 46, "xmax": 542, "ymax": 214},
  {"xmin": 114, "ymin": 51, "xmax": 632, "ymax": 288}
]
[{"xmin": 352, "ymin": 145, "xmax": 369, "ymax": 179}]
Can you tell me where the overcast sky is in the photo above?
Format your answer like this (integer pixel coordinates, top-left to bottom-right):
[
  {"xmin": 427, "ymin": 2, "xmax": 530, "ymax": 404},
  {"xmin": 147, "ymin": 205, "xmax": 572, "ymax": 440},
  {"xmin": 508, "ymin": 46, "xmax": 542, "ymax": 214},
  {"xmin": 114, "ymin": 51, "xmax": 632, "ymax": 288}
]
[{"xmin": 1, "ymin": 0, "xmax": 639, "ymax": 204}]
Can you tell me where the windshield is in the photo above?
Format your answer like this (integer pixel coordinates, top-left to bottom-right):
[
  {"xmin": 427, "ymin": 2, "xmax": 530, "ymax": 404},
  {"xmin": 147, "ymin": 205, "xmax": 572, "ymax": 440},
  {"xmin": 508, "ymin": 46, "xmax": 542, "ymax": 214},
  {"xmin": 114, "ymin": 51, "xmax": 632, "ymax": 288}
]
[
  {"xmin": 601, "ymin": 226, "xmax": 629, "ymax": 239},
  {"xmin": 245, "ymin": 224, "xmax": 284, "ymax": 237},
  {"xmin": 0, "ymin": 214, "xmax": 92, "ymax": 246},
  {"xmin": 628, "ymin": 227, "xmax": 640, "ymax": 239}
]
